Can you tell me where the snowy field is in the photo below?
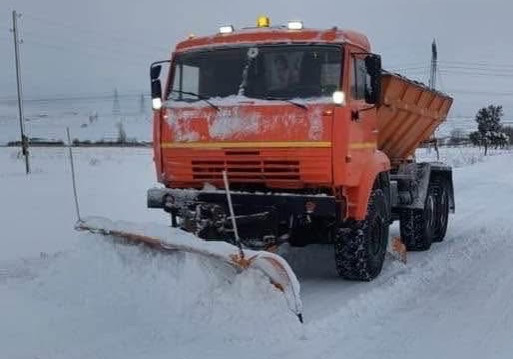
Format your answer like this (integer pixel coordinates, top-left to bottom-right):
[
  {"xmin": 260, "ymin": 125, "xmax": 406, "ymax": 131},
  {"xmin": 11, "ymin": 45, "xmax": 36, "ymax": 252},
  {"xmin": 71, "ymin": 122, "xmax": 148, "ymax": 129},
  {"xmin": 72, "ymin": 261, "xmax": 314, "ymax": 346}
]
[
  {"xmin": 0, "ymin": 98, "xmax": 152, "ymax": 145},
  {"xmin": 1, "ymin": 146, "xmax": 513, "ymax": 359}
]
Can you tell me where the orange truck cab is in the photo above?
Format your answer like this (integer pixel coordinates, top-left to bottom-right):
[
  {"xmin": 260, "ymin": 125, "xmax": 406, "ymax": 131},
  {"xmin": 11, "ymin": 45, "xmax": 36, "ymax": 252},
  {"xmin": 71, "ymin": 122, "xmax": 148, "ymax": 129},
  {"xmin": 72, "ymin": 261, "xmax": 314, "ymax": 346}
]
[{"xmin": 147, "ymin": 18, "xmax": 454, "ymax": 280}]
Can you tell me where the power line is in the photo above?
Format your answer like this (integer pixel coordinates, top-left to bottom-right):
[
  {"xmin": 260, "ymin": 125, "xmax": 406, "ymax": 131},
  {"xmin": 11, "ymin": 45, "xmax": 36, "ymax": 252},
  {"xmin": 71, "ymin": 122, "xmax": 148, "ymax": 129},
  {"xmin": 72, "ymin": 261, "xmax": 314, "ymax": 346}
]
[
  {"xmin": 22, "ymin": 28, "xmax": 164, "ymax": 62},
  {"xmin": 440, "ymin": 65, "xmax": 513, "ymax": 75},
  {"xmin": 385, "ymin": 61, "xmax": 427, "ymax": 68},
  {"xmin": 21, "ymin": 36, "xmax": 151, "ymax": 69},
  {"xmin": 440, "ymin": 70, "xmax": 513, "ymax": 78},
  {"xmin": 394, "ymin": 67, "xmax": 513, "ymax": 78},
  {"xmin": 0, "ymin": 91, "xmax": 149, "ymax": 102},
  {"xmin": 2, "ymin": 16, "xmax": 158, "ymax": 93},
  {"xmin": 391, "ymin": 61, "xmax": 513, "ymax": 74},
  {"xmin": 440, "ymin": 60, "xmax": 513, "ymax": 69},
  {"xmin": 387, "ymin": 65, "xmax": 428, "ymax": 71},
  {"xmin": 448, "ymin": 89, "xmax": 513, "ymax": 96},
  {"xmin": 0, "ymin": 94, "xmax": 148, "ymax": 102},
  {"xmin": 398, "ymin": 65, "xmax": 513, "ymax": 76},
  {"xmin": 441, "ymin": 65, "xmax": 513, "ymax": 73},
  {"xmin": 20, "ymin": 32, "xmax": 155, "ymax": 66},
  {"xmin": 5, "ymin": 12, "xmax": 170, "ymax": 73},
  {"xmin": 22, "ymin": 13, "xmax": 170, "ymax": 54}
]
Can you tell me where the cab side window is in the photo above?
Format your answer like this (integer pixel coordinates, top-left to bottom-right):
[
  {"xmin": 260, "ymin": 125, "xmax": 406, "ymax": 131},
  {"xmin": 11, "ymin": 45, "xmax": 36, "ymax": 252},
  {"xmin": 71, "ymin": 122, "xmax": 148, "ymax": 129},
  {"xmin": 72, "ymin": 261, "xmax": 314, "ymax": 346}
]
[
  {"xmin": 350, "ymin": 57, "xmax": 371, "ymax": 101},
  {"xmin": 171, "ymin": 64, "xmax": 199, "ymax": 100}
]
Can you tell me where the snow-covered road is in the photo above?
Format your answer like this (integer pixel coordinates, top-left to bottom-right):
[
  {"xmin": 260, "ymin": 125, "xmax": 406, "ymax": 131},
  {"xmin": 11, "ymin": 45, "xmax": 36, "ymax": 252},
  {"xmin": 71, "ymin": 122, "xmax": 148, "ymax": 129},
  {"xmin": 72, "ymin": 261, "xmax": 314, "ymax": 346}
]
[
  {"xmin": 284, "ymin": 150, "xmax": 513, "ymax": 359},
  {"xmin": 1, "ymin": 146, "xmax": 512, "ymax": 358}
]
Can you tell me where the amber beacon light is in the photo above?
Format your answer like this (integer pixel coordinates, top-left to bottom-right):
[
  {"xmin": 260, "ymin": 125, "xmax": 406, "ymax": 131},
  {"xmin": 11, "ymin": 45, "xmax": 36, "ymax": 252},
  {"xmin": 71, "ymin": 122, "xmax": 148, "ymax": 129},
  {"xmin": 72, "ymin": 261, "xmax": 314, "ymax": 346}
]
[{"xmin": 257, "ymin": 15, "xmax": 270, "ymax": 27}]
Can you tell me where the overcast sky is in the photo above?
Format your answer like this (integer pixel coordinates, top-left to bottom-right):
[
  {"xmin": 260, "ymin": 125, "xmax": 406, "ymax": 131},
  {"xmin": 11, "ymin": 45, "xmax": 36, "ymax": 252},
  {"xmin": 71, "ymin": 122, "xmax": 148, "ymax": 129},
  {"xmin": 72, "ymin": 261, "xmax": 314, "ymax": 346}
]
[{"xmin": 1, "ymin": 0, "xmax": 513, "ymax": 119}]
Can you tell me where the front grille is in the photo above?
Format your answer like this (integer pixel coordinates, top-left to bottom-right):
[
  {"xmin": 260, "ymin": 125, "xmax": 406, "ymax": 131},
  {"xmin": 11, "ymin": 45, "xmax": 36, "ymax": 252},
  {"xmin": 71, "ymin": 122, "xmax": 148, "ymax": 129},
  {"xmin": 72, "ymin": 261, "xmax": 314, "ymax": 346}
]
[
  {"xmin": 192, "ymin": 159, "xmax": 301, "ymax": 181},
  {"xmin": 163, "ymin": 147, "xmax": 332, "ymax": 187}
]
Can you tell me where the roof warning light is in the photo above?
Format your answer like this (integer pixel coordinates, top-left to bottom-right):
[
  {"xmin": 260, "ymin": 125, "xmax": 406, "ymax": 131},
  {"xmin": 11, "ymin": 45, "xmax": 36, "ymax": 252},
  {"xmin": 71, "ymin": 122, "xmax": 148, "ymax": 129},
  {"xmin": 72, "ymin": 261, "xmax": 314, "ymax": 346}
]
[
  {"xmin": 219, "ymin": 25, "xmax": 234, "ymax": 34},
  {"xmin": 287, "ymin": 21, "xmax": 303, "ymax": 30},
  {"xmin": 257, "ymin": 15, "xmax": 270, "ymax": 28}
]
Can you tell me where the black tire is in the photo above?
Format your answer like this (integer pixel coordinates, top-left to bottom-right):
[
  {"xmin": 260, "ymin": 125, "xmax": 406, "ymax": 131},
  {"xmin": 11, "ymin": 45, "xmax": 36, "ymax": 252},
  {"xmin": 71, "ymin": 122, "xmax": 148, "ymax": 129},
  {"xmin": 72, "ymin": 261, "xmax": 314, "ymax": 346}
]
[
  {"xmin": 431, "ymin": 178, "xmax": 450, "ymax": 243},
  {"xmin": 334, "ymin": 188, "xmax": 389, "ymax": 281},
  {"xmin": 399, "ymin": 207, "xmax": 432, "ymax": 251},
  {"xmin": 400, "ymin": 178, "xmax": 445, "ymax": 251}
]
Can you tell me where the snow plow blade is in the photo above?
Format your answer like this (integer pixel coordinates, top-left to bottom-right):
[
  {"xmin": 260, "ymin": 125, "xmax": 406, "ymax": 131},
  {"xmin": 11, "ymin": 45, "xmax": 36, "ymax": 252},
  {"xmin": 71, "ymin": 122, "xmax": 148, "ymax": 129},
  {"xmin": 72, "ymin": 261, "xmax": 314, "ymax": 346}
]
[{"xmin": 75, "ymin": 217, "xmax": 303, "ymax": 323}]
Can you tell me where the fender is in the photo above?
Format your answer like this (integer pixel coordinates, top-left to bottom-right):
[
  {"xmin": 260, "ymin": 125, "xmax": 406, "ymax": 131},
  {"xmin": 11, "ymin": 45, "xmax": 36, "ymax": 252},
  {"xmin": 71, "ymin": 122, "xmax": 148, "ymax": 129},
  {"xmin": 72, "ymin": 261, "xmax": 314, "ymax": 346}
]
[
  {"xmin": 393, "ymin": 162, "xmax": 455, "ymax": 213},
  {"xmin": 345, "ymin": 150, "xmax": 391, "ymax": 221}
]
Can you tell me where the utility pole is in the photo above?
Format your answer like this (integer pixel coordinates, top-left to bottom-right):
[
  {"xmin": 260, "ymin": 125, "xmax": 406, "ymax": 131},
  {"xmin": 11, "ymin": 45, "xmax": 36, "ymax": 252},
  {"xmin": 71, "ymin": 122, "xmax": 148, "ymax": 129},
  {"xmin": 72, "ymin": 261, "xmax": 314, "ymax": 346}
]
[
  {"xmin": 429, "ymin": 39, "xmax": 438, "ymax": 90},
  {"xmin": 112, "ymin": 88, "xmax": 121, "ymax": 117},
  {"xmin": 428, "ymin": 39, "xmax": 440, "ymax": 159},
  {"xmin": 11, "ymin": 10, "xmax": 30, "ymax": 174}
]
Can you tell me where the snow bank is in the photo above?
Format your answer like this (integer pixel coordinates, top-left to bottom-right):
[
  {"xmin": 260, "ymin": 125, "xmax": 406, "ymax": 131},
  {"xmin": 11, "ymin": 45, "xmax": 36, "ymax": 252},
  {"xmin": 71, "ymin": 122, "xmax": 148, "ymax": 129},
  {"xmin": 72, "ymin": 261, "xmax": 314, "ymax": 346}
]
[
  {"xmin": 416, "ymin": 146, "xmax": 510, "ymax": 168},
  {"xmin": 0, "ymin": 98, "xmax": 152, "ymax": 145},
  {"xmin": 0, "ymin": 238, "xmax": 300, "ymax": 359},
  {"xmin": 0, "ymin": 147, "xmax": 301, "ymax": 359},
  {"xmin": 0, "ymin": 147, "xmax": 167, "ymax": 261}
]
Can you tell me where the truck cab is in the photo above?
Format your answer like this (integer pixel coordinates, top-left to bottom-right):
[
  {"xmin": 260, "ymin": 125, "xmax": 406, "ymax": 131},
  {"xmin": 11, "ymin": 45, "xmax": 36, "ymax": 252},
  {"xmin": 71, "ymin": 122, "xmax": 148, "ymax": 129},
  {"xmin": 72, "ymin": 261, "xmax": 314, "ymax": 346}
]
[{"xmin": 148, "ymin": 18, "xmax": 453, "ymax": 281}]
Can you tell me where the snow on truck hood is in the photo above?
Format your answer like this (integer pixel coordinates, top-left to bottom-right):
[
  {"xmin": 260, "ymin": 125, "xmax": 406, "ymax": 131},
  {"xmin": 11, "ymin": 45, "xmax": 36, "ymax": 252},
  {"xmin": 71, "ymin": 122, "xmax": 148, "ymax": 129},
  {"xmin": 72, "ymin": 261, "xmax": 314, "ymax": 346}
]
[{"xmin": 163, "ymin": 95, "xmax": 332, "ymax": 142}]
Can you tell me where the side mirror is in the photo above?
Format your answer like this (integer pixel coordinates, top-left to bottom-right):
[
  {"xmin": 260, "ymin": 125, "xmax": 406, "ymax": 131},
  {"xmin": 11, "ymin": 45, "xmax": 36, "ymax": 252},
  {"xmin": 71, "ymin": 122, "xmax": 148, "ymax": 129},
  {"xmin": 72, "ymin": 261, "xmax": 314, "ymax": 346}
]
[
  {"xmin": 151, "ymin": 80, "xmax": 162, "ymax": 110},
  {"xmin": 150, "ymin": 65, "xmax": 162, "ymax": 80},
  {"xmin": 365, "ymin": 54, "xmax": 382, "ymax": 105},
  {"xmin": 149, "ymin": 60, "xmax": 170, "ymax": 110},
  {"xmin": 151, "ymin": 79, "xmax": 162, "ymax": 99}
]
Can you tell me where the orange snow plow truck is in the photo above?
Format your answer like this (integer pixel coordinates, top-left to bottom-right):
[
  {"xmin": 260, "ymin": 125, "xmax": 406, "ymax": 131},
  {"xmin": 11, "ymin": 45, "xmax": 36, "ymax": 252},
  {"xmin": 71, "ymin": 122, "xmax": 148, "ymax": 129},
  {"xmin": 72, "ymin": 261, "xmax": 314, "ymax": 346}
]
[{"xmin": 147, "ymin": 18, "xmax": 454, "ymax": 281}]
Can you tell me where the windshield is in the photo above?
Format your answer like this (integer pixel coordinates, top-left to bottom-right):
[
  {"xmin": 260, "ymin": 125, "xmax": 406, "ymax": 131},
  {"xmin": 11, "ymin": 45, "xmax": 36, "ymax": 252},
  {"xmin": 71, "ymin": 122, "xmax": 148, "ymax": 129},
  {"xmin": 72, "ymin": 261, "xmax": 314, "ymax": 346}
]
[{"xmin": 168, "ymin": 45, "xmax": 342, "ymax": 102}]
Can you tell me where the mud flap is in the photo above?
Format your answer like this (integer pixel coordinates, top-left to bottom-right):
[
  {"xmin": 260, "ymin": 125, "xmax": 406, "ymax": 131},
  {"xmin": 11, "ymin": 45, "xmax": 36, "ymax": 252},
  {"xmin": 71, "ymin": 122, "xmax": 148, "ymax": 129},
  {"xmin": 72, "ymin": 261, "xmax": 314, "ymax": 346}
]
[
  {"xmin": 75, "ymin": 216, "xmax": 303, "ymax": 323},
  {"xmin": 387, "ymin": 236, "xmax": 408, "ymax": 264}
]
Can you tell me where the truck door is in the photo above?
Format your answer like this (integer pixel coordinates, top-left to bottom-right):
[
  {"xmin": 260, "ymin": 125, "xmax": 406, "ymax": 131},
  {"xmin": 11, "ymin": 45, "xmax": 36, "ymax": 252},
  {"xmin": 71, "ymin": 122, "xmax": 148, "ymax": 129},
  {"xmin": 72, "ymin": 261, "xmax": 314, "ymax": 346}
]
[{"xmin": 346, "ymin": 50, "xmax": 379, "ymax": 183}]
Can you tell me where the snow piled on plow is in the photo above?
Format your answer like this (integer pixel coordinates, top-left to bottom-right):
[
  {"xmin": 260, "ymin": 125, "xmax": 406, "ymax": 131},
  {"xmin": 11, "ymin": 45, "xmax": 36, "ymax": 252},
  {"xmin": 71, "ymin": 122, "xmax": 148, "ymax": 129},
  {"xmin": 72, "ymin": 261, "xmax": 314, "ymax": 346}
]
[
  {"xmin": 0, "ymin": 237, "xmax": 301, "ymax": 359},
  {"xmin": 77, "ymin": 216, "xmax": 303, "ymax": 319}
]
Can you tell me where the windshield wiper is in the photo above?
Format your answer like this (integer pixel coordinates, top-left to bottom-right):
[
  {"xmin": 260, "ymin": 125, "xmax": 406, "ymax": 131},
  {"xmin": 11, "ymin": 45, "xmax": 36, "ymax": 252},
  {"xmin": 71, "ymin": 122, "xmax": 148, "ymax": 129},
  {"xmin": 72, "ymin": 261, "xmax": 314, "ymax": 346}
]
[
  {"xmin": 170, "ymin": 90, "xmax": 219, "ymax": 111},
  {"xmin": 261, "ymin": 96, "xmax": 308, "ymax": 110}
]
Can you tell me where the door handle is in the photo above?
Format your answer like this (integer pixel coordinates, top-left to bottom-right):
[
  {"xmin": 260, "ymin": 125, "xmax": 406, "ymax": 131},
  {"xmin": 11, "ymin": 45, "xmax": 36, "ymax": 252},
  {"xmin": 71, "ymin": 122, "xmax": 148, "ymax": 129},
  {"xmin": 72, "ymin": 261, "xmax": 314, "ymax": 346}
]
[{"xmin": 351, "ymin": 110, "xmax": 360, "ymax": 121}]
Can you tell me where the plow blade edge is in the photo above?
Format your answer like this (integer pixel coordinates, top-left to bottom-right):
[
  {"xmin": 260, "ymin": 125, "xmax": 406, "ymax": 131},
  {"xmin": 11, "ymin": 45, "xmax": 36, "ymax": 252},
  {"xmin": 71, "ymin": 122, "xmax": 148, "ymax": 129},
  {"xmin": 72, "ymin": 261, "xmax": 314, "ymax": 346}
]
[{"xmin": 75, "ymin": 216, "xmax": 303, "ymax": 322}]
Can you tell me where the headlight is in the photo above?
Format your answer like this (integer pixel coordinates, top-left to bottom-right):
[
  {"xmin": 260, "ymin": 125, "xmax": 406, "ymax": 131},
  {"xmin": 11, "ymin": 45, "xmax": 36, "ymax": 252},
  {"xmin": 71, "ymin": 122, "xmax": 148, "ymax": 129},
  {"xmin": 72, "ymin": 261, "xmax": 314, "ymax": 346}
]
[
  {"xmin": 152, "ymin": 98, "xmax": 162, "ymax": 110},
  {"xmin": 332, "ymin": 91, "xmax": 346, "ymax": 106}
]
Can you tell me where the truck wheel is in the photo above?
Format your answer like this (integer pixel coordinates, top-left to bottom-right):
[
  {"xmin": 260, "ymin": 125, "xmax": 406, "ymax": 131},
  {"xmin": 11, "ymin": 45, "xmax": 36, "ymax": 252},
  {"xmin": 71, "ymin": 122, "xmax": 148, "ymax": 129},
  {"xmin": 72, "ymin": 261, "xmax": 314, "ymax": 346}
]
[
  {"xmin": 334, "ymin": 188, "xmax": 389, "ymax": 281},
  {"xmin": 399, "ymin": 179, "xmax": 443, "ymax": 251},
  {"xmin": 431, "ymin": 178, "xmax": 450, "ymax": 242}
]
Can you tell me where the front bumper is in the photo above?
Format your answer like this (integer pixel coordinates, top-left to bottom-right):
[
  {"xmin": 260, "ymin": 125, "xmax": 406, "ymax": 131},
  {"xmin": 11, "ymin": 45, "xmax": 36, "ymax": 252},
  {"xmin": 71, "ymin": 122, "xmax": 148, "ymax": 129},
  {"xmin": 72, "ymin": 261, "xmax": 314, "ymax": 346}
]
[{"xmin": 147, "ymin": 187, "xmax": 337, "ymax": 217}]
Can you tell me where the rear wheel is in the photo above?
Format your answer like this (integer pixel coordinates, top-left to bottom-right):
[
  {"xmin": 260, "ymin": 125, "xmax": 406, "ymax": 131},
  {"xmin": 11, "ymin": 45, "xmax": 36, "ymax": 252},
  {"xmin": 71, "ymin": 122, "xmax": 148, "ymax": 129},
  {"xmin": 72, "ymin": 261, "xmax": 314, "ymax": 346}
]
[
  {"xmin": 400, "ymin": 177, "xmax": 449, "ymax": 250},
  {"xmin": 334, "ymin": 188, "xmax": 389, "ymax": 281},
  {"xmin": 400, "ymin": 206, "xmax": 432, "ymax": 251},
  {"xmin": 431, "ymin": 179, "xmax": 450, "ymax": 242}
]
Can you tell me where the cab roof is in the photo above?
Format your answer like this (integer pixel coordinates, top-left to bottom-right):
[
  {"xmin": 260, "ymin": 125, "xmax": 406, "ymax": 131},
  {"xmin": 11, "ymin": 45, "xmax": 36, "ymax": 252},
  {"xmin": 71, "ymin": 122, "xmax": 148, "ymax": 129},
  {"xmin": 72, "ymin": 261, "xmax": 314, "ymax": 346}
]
[{"xmin": 175, "ymin": 27, "xmax": 371, "ymax": 53}]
